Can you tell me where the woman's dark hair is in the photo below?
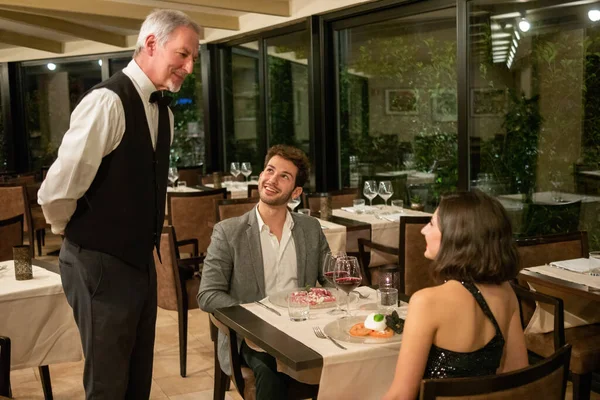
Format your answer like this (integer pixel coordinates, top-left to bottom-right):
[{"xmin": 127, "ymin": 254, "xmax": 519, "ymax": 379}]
[
  {"xmin": 264, "ymin": 145, "xmax": 310, "ymax": 188},
  {"xmin": 432, "ymin": 190, "xmax": 520, "ymax": 284}
]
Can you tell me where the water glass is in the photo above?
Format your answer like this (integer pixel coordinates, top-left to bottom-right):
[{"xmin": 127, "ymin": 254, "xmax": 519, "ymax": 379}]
[
  {"xmin": 589, "ymin": 251, "xmax": 600, "ymax": 276},
  {"xmin": 298, "ymin": 208, "xmax": 311, "ymax": 216},
  {"xmin": 13, "ymin": 245, "xmax": 33, "ymax": 280},
  {"xmin": 378, "ymin": 287, "xmax": 398, "ymax": 312},
  {"xmin": 353, "ymin": 198, "xmax": 365, "ymax": 213},
  {"xmin": 288, "ymin": 296, "xmax": 310, "ymax": 321},
  {"xmin": 177, "ymin": 181, "xmax": 187, "ymax": 190},
  {"xmin": 391, "ymin": 200, "xmax": 404, "ymax": 212}
]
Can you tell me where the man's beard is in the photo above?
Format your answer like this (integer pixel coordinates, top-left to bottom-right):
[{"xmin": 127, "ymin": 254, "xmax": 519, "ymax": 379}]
[{"xmin": 259, "ymin": 185, "xmax": 294, "ymax": 207}]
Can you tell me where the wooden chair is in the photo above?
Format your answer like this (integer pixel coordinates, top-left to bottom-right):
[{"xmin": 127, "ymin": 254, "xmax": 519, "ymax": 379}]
[
  {"xmin": 4, "ymin": 172, "xmax": 36, "ymax": 186},
  {"xmin": 520, "ymin": 200, "xmax": 582, "ymax": 237},
  {"xmin": 215, "ymin": 198, "xmax": 258, "ymax": 222},
  {"xmin": 419, "ymin": 344, "xmax": 572, "ymax": 400},
  {"xmin": 0, "ymin": 214, "xmax": 24, "ymax": 262},
  {"xmin": 0, "ymin": 336, "xmax": 11, "ymax": 398},
  {"xmin": 0, "ymin": 185, "xmax": 34, "ymax": 256},
  {"xmin": 208, "ymin": 314, "xmax": 319, "ymax": 400},
  {"xmin": 247, "ymin": 184, "xmax": 259, "ymax": 199},
  {"xmin": 358, "ymin": 216, "xmax": 434, "ymax": 299},
  {"xmin": 304, "ymin": 188, "xmax": 359, "ymax": 214},
  {"xmin": 154, "ymin": 226, "xmax": 204, "ymax": 377},
  {"xmin": 177, "ymin": 165, "xmax": 203, "ymax": 187},
  {"xmin": 167, "ymin": 188, "xmax": 227, "ymax": 259},
  {"xmin": 514, "ymin": 232, "xmax": 599, "ymax": 400}
]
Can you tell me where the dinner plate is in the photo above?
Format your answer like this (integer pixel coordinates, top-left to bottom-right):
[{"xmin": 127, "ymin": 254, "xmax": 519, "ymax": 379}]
[
  {"xmin": 323, "ymin": 314, "xmax": 404, "ymax": 344},
  {"xmin": 268, "ymin": 288, "xmax": 358, "ymax": 309}
]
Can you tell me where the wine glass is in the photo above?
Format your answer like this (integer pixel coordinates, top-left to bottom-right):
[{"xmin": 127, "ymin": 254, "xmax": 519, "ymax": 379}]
[
  {"xmin": 363, "ymin": 180, "xmax": 378, "ymax": 208},
  {"xmin": 168, "ymin": 167, "xmax": 178, "ymax": 188},
  {"xmin": 333, "ymin": 256, "xmax": 362, "ymax": 317},
  {"xmin": 323, "ymin": 251, "xmax": 347, "ymax": 316},
  {"xmin": 241, "ymin": 162, "xmax": 252, "ymax": 182},
  {"xmin": 378, "ymin": 181, "xmax": 394, "ymax": 207},
  {"xmin": 287, "ymin": 196, "xmax": 301, "ymax": 211},
  {"xmin": 230, "ymin": 162, "xmax": 240, "ymax": 187}
]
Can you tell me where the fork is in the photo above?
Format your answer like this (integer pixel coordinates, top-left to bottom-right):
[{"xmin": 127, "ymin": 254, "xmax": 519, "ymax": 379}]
[
  {"xmin": 313, "ymin": 326, "xmax": 347, "ymax": 350},
  {"xmin": 352, "ymin": 290, "xmax": 370, "ymax": 299}
]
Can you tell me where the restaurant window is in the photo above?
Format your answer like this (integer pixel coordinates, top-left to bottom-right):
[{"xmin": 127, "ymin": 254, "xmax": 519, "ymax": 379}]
[
  {"xmin": 468, "ymin": 1, "xmax": 600, "ymax": 249},
  {"xmin": 22, "ymin": 59, "xmax": 102, "ymax": 170},
  {"xmin": 265, "ymin": 30, "xmax": 311, "ymax": 165},
  {"xmin": 221, "ymin": 41, "xmax": 263, "ymax": 177},
  {"xmin": 337, "ymin": 8, "xmax": 458, "ymax": 212},
  {"xmin": 109, "ymin": 55, "xmax": 131, "ymax": 76}
]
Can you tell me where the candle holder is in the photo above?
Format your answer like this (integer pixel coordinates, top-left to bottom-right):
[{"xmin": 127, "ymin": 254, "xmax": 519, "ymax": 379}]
[
  {"xmin": 13, "ymin": 245, "xmax": 33, "ymax": 280},
  {"xmin": 378, "ymin": 265, "xmax": 400, "ymax": 290}
]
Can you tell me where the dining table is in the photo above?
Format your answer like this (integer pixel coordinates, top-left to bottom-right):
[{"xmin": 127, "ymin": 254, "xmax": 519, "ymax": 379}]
[
  {"xmin": 0, "ymin": 259, "xmax": 82, "ymax": 399},
  {"xmin": 214, "ymin": 286, "xmax": 406, "ymax": 400}
]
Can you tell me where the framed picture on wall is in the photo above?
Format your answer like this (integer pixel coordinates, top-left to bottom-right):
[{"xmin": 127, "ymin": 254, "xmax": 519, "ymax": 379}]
[
  {"xmin": 471, "ymin": 88, "xmax": 506, "ymax": 117},
  {"xmin": 431, "ymin": 90, "xmax": 457, "ymax": 122},
  {"xmin": 385, "ymin": 89, "xmax": 418, "ymax": 115}
]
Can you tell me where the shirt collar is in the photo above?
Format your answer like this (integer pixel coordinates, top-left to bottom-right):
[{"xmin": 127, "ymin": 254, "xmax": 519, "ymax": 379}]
[
  {"xmin": 255, "ymin": 205, "xmax": 295, "ymax": 233},
  {"xmin": 123, "ymin": 59, "xmax": 158, "ymax": 104}
]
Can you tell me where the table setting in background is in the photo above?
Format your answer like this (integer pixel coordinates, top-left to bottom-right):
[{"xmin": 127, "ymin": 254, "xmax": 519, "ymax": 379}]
[{"xmin": 522, "ymin": 252, "xmax": 600, "ymax": 291}]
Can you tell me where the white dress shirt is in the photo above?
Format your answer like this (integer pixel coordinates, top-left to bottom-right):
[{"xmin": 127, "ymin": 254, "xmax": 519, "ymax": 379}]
[
  {"xmin": 255, "ymin": 207, "xmax": 298, "ymax": 296},
  {"xmin": 38, "ymin": 60, "xmax": 174, "ymax": 234}
]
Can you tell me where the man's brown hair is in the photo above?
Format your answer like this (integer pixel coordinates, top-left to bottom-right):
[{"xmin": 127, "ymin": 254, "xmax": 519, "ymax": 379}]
[
  {"xmin": 264, "ymin": 145, "xmax": 310, "ymax": 188},
  {"xmin": 432, "ymin": 190, "xmax": 520, "ymax": 284}
]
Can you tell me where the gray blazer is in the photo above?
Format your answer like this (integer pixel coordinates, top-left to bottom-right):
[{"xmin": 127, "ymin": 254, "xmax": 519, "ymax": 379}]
[{"xmin": 197, "ymin": 206, "xmax": 330, "ymax": 375}]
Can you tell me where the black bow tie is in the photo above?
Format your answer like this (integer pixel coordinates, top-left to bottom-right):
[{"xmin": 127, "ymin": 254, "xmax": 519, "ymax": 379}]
[{"xmin": 149, "ymin": 91, "xmax": 172, "ymax": 107}]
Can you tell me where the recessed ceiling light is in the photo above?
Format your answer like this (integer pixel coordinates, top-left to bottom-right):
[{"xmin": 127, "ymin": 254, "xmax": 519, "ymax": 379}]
[
  {"xmin": 519, "ymin": 18, "xmax": 531, "ymax": 32},
  {"xmin": 589, "ymin": 9, "xmax": 600, "ymax": 22},
  {"xmin": 47, "ymin": 63, "xmax": 56, "ymax": 71}
]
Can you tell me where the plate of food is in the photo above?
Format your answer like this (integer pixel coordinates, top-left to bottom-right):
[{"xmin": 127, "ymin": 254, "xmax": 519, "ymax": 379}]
[
  {"xmin": 322, "ymin": 310, "xmax": 405, "ymax": 344},
  {"xmin": 268, "ymin": 287, "xmax": 357, "ymax": 309}
]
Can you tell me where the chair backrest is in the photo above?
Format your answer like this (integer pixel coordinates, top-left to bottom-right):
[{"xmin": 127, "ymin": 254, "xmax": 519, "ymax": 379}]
[
  {"xmin": 329, "ymin": 188, "xmax": 359, "ymax": 209},
  {"xmin": 0, "ymin": 336, "xmax": 10, "ymax": 397},
  {"xmin": 399, "ymin": 216, "xmax": 436, "ymax": 296},
  {"xmin": 177, "ymin": 166, "xmax": 203, "ymax": 187},
  {"xmin": 0, "ymin": 185, "xmax": 34, "ymax": 251},
  {"xmin": 0, "ymin": 214, "xmax": 24, "ymax": 262},
  {"xmin": 419, "ymin": 344, "xmax": 572, "ymax": 400},
  {"xmin": 521, "ymin": 200, "xmax": 582, "ymax": 237},
  {"xmin": 153, "ymin": 226, "xmax": 182, "ymax": 312},
  {"xmin": 167, "ymin": 188, "xmax": 227, "ymax": 255},
  {"xmin": 5, "ymin": 172, "xmax": 36, "ymax": 186},
  {"xmin": 360, "ymin": 174, "xmax": 408, "ymax": 205},
  {"xmin": 215, "ymin": 198, "xmax": 258, "ymax": 222},
  {"xmin": 305, "ymin": 192, "xmax": 327, "ymax": 214},
  {"xmin": 247, "ymin": 184, "xmax": 259, "ymax": 199}
]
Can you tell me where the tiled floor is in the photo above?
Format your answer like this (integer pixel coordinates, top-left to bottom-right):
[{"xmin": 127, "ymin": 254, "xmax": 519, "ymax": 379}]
[{"xmin": 11, "ymin": 233, "xmax": 599, "ymax": 399}]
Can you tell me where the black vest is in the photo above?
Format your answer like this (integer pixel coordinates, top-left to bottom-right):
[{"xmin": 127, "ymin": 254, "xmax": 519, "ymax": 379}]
[{"xmin": 65, "ymin": 71, "xmax": 170, "ymax": 269}]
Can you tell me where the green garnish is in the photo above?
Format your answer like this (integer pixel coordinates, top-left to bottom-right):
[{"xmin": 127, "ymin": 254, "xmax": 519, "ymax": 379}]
[
  {"xmin": 374, "ymin": 314, "xmax": 384, "ymax": 322},
  {"xmin": 304, "ymin": 285, "xmax": 312, "ymax": 293}
]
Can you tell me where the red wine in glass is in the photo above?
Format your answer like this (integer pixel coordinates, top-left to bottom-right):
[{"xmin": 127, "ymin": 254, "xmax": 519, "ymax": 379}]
[{"xmin": 335, "ymin": 276, "xmax": 362, "ymax": 294}]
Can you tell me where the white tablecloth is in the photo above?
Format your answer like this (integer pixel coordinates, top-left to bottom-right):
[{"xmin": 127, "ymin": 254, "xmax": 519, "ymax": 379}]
[
  {"xmin": 318, "ymin": 218, "xmax": 347, "ymax": 255},
  {"xmin": 243, "ymin": 287, "xmax": 405, "ymax": 400},
  {"xmin": 525, "ymin": 265, "xmax": 600, "ymax": 290},
  {"xmin": 0, "ymin": 261, "xmax": 82, "ymax": 370},
  {"xmin": 333, "ymin": 207, "xmax": 432, "ymax": 267}
]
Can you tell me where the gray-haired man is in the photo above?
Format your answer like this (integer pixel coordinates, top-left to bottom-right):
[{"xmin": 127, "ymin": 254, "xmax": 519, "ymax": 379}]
[{"xmin": 38, "ymin": 9, "xmax": 200, "ymax": 399}]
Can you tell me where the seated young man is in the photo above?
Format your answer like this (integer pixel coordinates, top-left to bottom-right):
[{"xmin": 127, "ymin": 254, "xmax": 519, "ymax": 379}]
[{"xmin": 197, "ymin": 144, "xmax": 329, "ymax": 399}]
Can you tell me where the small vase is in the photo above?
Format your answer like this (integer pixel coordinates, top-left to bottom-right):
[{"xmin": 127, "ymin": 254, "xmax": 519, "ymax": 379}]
[{"xmin": 410, "ymin": 203, "xmax": 424, "ymax": 212}]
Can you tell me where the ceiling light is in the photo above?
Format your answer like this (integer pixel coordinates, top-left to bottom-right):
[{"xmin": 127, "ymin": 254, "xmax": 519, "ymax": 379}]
[
  {"xmin": 491, "ymin": 32, "xmax": 511, "ymax": 39},
  {"xmin": 589, "ymin": 9, "xmax": 600, "ymax": 22},
  {"xmin": 514, "ymin": 30, "xmax": 521, "ymax": 40},
  {"xmin": 492, "ymin": 40, "xmax": 511, "ymax": 45},
  {"xmin": 47, "ymin": 63, "xmax": 56, "ymax": 71},
  {"xmin": 519, "ymin": 18, "xmax": 531, "ymax": 32},
  {"xmin": 98, "ymin": 59, "xmax": 103, "ymax": 66},
  {"xmin": 513, "ymin": 38, "xmax": 519, "ymax": 47}
]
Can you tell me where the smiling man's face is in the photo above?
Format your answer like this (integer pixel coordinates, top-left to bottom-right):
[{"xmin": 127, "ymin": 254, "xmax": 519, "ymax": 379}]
[
  {"xmin": 150, "ymin": 25, "xmax": 198, "ymax": 92},
  {"xmin": 258, "ymin": 155, "xmax": 302, "ymax": 207}
]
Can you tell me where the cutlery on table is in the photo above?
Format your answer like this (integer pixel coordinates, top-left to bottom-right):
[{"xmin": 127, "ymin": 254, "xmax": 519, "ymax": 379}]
[
  {"xmin": 313, "ymin": 326, "xmax": 347, "ymax": 350},
  {"xmin": 254, "ymin": 301, "xmax": 281, "ymax": 316}
]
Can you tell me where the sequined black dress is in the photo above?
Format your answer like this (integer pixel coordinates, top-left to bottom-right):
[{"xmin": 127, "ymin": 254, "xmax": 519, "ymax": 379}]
[{"xmin": 423, "ymin": 281, "xmax": 505, "ymax": 379}]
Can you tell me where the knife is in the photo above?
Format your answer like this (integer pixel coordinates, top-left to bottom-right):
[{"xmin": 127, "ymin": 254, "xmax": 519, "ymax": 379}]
[{"xmin": 254, "ymin": 301, "xmax": 282, "ymax": 316}]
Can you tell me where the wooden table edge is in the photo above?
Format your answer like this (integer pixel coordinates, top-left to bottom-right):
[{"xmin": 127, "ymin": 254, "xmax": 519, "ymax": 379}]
[{"xmin": 518, "ymin": 269, "xmax": 600, "ymax": 302}]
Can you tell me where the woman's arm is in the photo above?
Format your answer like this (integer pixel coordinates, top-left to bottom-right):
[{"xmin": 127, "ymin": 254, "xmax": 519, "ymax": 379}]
[
  {"xmin": 498, "ymin": 296, "xmax": 529, "ymax": 373},
  {"xmin": 383, "ymin": 289, "xmax": 437, "ymax": 400}
]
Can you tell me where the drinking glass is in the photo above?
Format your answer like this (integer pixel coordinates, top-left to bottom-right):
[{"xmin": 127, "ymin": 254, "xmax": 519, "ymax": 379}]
[
  {"xmin": 378, "ymin": 181, "xmax": 394, "ymax": 206},
  {"xmin": 288, "ymin": 296, "xmax": 310, "ymax": 321},
  {"xmin": 241, "ymin": 162, "xmax": 252, "ymax": 182},
  {"xmin": 168, "ymin": 167, "xmax": 178, "ymax": 188},
  {"xmin": 323, "ymin": 251, "xmax": 347, "ymax": 316},
  {"xmin": 333, "ymin": 256, "xmax": 362, "ymax": 317},
  {"xmin": 589, "ymin": 251, "xmax": 600, "ymax": 276},
  {"xmin": 378, "ymin": 287, "xmax": 398, "ymax": 313},
  {"xmin": 363, "ymin": 180, "xmax": 378, "ymax": 207},
  {"xmin": 230, "ymin": 162, "xmax": 241, "ymax": 184},
  {"xmin": 391, "ymin": 200, "xmax": 404, "ymax": 212},
  {"xmin": 297, "ymin": 208, "xmax": 311, "ymax": 216},
  {"xmin": 353, "ymin": 198, "xmax": 365, "ymax": 213},
  {"xmin": 287, "ymin": 197, "xmax": 301, "ymax": 211},
  {"xmin": 177, "ymin": 181, "xmax": 187, "ymax": 190}
]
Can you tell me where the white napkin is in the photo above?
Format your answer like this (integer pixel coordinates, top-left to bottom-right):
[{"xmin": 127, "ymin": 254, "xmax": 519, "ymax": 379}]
[
  {"xmin": 382, "ymin": 213, "xmax": 403, "ymax": 222},
  {"xmin": 341, "ymin": 206, "xmax": 378, "ymax": 213},
  {"xmin": 549, "ymin": 258, "xmax": 596, "ymax": 273}
]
